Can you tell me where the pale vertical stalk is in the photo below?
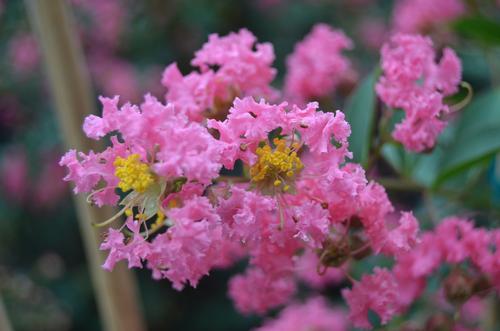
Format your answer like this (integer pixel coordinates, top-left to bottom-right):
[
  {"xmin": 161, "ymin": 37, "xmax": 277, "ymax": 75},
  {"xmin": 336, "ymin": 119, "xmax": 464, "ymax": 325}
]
[
  {"xmin": 0, "ymin": 295, "xmax": 12, "ymax": 331},
  {"xmin": 24, "ymin": 1, "xmax": 145, "ymax": 331}
]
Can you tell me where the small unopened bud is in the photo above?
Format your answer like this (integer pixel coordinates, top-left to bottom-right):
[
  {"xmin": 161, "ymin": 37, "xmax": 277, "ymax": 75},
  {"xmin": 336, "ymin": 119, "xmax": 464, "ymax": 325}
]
[
  {"xmin": 443, "ymin": 269, "xmax": 474, "ymax": 306},
  {"xmin": 319, "ymin": 239, "xmax": 350, "ymax": 267},
  {"xmin": 425, "ymin": 313, "xmax": 453, "ymax": 331}
]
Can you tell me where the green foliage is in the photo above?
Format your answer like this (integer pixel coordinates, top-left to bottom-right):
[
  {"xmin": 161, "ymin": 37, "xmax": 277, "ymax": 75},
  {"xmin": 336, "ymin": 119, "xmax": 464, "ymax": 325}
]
[
  {"xmin": 453, "ymin": 15, "xmax": 500, "ymax": 45},
  {"xmin": 436, "ymin": 89, "xmax": 500, "ymax": 185},
  {"xmin": 345, "ymin": 70, "xmax": 378, "ymax": 167}
]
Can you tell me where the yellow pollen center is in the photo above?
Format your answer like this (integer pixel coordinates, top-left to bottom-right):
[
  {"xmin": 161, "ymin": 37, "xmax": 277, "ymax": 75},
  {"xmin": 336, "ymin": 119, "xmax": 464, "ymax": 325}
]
[
  {"xmin": 250, "ymin": 138, "xmax": 303, "ymax": 192},
  {"xmin": 114, "ymin": 154, "xmax": 154, "ymax": 193}
]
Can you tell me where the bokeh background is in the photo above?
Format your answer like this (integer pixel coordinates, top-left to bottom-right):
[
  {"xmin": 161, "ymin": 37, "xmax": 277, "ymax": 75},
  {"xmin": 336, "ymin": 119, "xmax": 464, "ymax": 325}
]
[{"xmin": 1, "ymin": 0, "xmax": 499, "ymax": 330}]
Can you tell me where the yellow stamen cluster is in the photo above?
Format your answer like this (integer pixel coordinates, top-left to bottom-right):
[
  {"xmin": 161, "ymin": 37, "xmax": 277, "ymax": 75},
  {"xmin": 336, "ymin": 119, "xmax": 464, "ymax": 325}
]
[
  {"xmin": 114, "ymin": 154, "xmax": 154, "ymax": 193},
  {"xmin": 250, "ymin": 138, "xmax": 303, "ymax": 192}
]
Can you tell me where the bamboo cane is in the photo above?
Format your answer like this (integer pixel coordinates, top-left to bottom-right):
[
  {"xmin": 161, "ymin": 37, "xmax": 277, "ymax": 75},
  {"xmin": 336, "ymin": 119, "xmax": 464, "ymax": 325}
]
[
  {"xmin": 0, "ymin": 295, "xmax": 12, "ymax": 331},
  {"xmin": 24, "ymin": 1, "xmax": 145, "ymax": 330}
]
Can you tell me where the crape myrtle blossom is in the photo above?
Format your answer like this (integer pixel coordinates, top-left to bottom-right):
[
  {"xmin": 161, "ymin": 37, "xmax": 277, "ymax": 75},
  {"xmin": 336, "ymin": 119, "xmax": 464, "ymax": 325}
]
[
  {"xmin": 162, "ymin": 29, "xmax": 277, "ymax": 122},
  {"xmin": 284, "ymin": 23, "xmax": 355, "ymax": 105},
  {"xmin": 60, "ymin": 95, "xmax": 231, "ymax": 289},
  {"xmin": 376, "ymin": 33, "xmax": 462, "ymax": 152},
  {"xmin": 342, "ymin": 267, "xmax": 403, "ymax": 329},
  {"xmin": 209, "ymin": 97, "xmax": 419, "ymax": 313},
  {"xmin": 254, "ymin": 296, "xmax": 349, "ymax": 331},
  {"xmin": 60, "ymin": 27, "xmax": 426, "ymax": 327},
  {"xmin": 393, "ymin": 0, "xmax": 465, "ymax": 34},
  {"xmin": 393, "ymin": 217, "xmax": 500, "ymax": 308},
  {"xmin": 345, "ymin": 217, "xmax": 499, "ymax": 329},
  {"xmin": 8, "ymin": 33, "xmax": 40, "ymax": 75}
]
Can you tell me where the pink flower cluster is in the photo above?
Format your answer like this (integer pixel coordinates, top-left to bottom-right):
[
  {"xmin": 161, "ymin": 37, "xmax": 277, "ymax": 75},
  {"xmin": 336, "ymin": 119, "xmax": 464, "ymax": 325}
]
[
  {"xmin": 255, "ymin": 296, "xmax": 348, "ymax": 331},
  {"xmin": 59, "ymin": 25, "xmax": 484, "ymax": 330},
  {"xmin": 342, "ymin": 267, "xmax": 403, "ymax": 329},
  {"xmin": 393, "ymin": 0, "xmax": 465, "ymax": 33},
  {"xmin": 394, "ymin": 217, "xmax": 500, "ymax": 306},
  {"xmin": 376, "ymin": 33, "xmax": 462, "ymax": 152},
  {"xmin": 1, "ymin": 147, "xmax": 67, "ymax": 208},
  {"xmin": 343, "ymin": 217, "xmax": 499, "ymax": 329},
  {"xmin": 8, "ymin": 33, "xmax": 40, "ymax": 75},
  {"xmin": 162, "ymin": 29, "xmax": 277, "ymax": 122},
  {"xmin": 61, "ymin": 84, "xmax": 420, "ymax": 312},
  {"xmin": 284, "ymin": 23, "xmax": 354, "ymax": 105}
]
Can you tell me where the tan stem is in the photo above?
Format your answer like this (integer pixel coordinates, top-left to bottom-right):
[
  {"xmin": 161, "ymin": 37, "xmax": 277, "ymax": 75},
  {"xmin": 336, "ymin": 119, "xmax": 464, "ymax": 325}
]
[
  {"xmin": 24, "ymin": 1, "xmax": 145, "ymax": 330},
  {"xmin": 0, "ymin": 295, "xmax": 12, "ymax": 331}
]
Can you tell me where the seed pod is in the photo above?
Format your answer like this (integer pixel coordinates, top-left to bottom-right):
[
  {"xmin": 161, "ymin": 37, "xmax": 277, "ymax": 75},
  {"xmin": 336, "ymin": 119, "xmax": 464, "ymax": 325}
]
[
  {"xmin": 319, "ymin": 239, "xmax": 350, "ymax": 267},
  {"xmin": 443, "ymin": 269, "xmax": 474, "ymax": 306}
]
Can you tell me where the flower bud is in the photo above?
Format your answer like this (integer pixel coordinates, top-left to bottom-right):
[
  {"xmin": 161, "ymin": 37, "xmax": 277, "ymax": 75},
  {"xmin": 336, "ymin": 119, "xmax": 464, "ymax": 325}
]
[
  {"xmin": 425, "ymin": 313, "xmax": 454, "ymax": 331},
  {"xmin": 319, "ymin": 239, "xmax": 350, "ymax": 267},
  {"xmin": 443, "ymin": 269, "xmax": 474, "ymax": 306}
]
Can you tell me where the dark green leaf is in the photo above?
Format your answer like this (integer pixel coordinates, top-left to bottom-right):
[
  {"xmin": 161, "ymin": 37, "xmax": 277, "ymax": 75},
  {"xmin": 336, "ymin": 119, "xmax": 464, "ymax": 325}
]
[
  {"xmin": 435, "ymin": 89, "xmax": 500, "ymax": 186},
  {"xmin": 345, "ymin": 69, "xmax": 379, "ymax": 166},
  {"xmin": 453, "ymin": 16, "xmax": 500, "ymax": 45}
]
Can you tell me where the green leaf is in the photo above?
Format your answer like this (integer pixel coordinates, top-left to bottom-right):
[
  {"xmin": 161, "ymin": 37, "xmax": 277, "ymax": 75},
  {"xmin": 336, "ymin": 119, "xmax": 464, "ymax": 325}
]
[
  {"xmin": 453, "ymin": 16, "xmax": 500, "ymax": 45},
  {"xmin": 345, "ymin": 69, "xmax": 379, "ymax": 166},
  {"xmin": 435, "ymin": 89, "xmax": 500, "ymax": 186}
]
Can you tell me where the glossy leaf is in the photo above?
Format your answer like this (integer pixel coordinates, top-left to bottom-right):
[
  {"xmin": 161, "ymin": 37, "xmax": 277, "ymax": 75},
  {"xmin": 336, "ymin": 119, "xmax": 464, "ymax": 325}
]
[
  {"xmin": 436, "ymin": 89, "xmax": 500, "ymax": 185},
  {"xmin": 345, "ymin": 70, "xmax": 378, "ymax": 166}
]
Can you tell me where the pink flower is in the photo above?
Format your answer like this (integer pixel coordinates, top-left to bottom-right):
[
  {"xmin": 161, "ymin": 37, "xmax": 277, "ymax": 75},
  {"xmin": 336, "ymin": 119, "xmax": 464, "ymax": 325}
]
[
  {"xmin": 228, "ymin": 268, "xmax": 296, "ymax": 314},
  {"xmin": 61, "ymin": 94, "xmax": 223, "ymax": 209},
  {"xmin": 393, "ymin": 0, "xmax": 465, "ymax": 33},
  {"xmin": 376, "ymin": 34, "xmax": 462, "ymax": 152},
  {"xmin": 8, "ymin": 33, "xmax": 39, "ymax": 75},
  {"xmin": 163, "ymin": 29, "xmax": 277, "ymax": 121},
  {"xmin": 342, "ymin": 267, "xmax": 404, "ymax": 329},
  {"xmin": 88, "ymin": 52, "xmax": 141, "ymax": 103},
  {"xmin": 207, "ymin": 96, "xmax": 419, "ymax": 314},
  {"xmin": 254, "ymin": 296, "xmax": 348, "ymax": 331},
  {"xmin": 284, "ymin": 23, "xmax": 354, "ymax": 104},
  {"xmin": 357, "ymin": 182, "xmax": 420, "ymax": 255},
  {"xmin": 294, "ymin": 250, "xmax": 345, "ymax": 289},
  {"xmin": 0, "ymin": 148, "xmax": 29, "ymax": 203},
  {"xmin": 391, "ymin": 91, "xmax": 448, "ymax": 152},
  {"xmin": 392, "ymin": 217, "xmax": 500, "ymax": 313},
  {"xmin": 146, "ymin": 197, "xmax": 226, "ymax": 289},
  {"xmin": 101, "ymin": 197, "xmax": 228, "ymax": 290},
  {"xmin": 71, "ymin": 0, "xmax": 126, "ymax": 48},
  {"xmin": 192, "ymin": 28, "xmax": 276, "ymax": 97},
  {"xmin": 358, "ymin": 19, "xmax": 388, "ymax": 50},
  {"xmin": 32, "ymin": 150, "xmax": 68, "ymax": 209}
]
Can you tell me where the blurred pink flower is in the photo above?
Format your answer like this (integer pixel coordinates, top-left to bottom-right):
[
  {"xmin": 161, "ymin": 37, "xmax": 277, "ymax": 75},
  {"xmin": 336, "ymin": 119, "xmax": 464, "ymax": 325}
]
[
  {"xmin": 342, "ymin": 267, "xmax": 404, "ymax": 329},
  {"xmin": 8, "ymin": 33, "xmax": 40, "ymax": 74},
  {"xmin": 32, "ymin": 150, "xmax": 68, "ymax": 209},
  {"xmin": 294, "ymin": 250, "xmax": 345, "ymax": 289},
  {"xmin": 393, "ymin": 0, "xmax": 465, "ymax": 33},
  {"xmin": 255, "ymin": 296, "xmax": 348, "ymax": 331},
  {"xmin": 0, "ymin": 148, "xmax": 29, "ymax": 203},
  {"xmin": 376, "ymin": 34, "xmax": 462, "ymax": 152},
  {"xmin": 284, "ymin": 23, "xmax": 354, "ymax": 104},
  {"xmin": 88, "ymin": 52, "xmax": 141, "ymax": 103},
  {"xmin": 228, "ymin": 268, "xmax": 296, "ymax": 314},
  {"xmin": 358, "ymin": 19, "xmax": 388, "ymax": 50},
  {"xmin": 71, "ymin": 0, "xmax": 126, "ymax": 48}
]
